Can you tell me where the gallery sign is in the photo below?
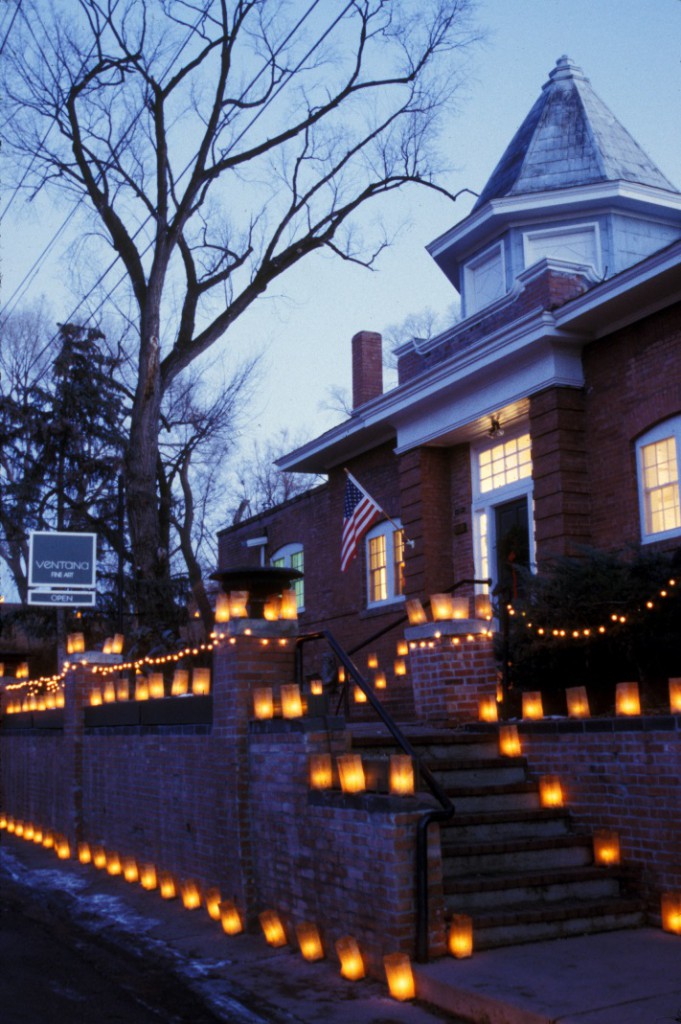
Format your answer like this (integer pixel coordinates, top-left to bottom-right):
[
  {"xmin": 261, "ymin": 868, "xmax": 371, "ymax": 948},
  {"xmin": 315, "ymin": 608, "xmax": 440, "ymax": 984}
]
[
  {"xmin": 28, "ymin": 531, "xmax": 97, "ymax": 591},
  {"xmin": 28, "ymin": 589, "xmax": 98, "ymax": 607}
]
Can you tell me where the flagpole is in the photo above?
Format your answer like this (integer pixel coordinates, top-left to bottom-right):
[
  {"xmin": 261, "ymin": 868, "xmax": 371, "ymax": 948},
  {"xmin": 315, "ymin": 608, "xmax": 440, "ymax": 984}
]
[{"xmin": 343, "ymin": 468, "xmax": 415, "ymax": 548}]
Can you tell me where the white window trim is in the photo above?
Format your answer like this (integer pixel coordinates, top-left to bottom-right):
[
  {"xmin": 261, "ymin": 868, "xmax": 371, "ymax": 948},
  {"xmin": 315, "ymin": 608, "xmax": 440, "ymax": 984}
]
[
  {"xmin": 522, "ymin": 221, "xmax": 601, "ymax": 277},
  {"xmin": 636, "ymin": 418, "xmax": 681, "ymax": 544},
  {"xmin": 463, "ymin": 241, "xmax": 506, "ymax": 317},
  {"xmin": 365, "ymin": 519, "xmax": 405, "ymax": 610},
  {"xmin": 470, "ymin": 433, "xmax": 535, "ymax": 592},
  {"xmin": 271, "ymin": 543, "xmax": 305, "ymax": 611}
]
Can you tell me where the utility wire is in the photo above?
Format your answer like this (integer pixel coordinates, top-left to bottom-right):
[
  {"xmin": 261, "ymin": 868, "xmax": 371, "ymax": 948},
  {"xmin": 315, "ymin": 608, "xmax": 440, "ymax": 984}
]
[{"xmin": 3, "ymin": 0, "xmax": 337, "ymax": 347}]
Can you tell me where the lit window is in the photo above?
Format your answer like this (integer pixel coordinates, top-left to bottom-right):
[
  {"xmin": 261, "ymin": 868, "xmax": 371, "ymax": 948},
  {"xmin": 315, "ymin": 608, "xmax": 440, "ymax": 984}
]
[
  {"xmin": 478, "ymin": 434, "xmax": 532, "ymax": 494},
  {"xmin": 272, "ymin": 544, "xmax": 304, "ymax": 610},
  {"xmin": 366, "ymin": 521, "xmax": 405, "ymax": 607},
  {"xmin": 472, "ymin": 432, "xmax": 534, "ymax": 593},
  {"xmin": 637, "ymin": 421, "xmax": 681, "ymax": 542}
]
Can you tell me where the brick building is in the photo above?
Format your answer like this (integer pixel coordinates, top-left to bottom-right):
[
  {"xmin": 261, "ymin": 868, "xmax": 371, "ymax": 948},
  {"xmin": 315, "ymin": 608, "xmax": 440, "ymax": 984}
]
[{"xmin": 218, "ymin": 56, "xmax": 681, "ymax": 688}]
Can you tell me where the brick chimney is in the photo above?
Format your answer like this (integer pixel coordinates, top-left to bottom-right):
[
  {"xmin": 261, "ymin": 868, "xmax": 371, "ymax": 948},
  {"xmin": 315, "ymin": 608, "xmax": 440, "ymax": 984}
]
[{"xmin": 351, "ymin": 331, "xmax": 383, "ymax": 409}]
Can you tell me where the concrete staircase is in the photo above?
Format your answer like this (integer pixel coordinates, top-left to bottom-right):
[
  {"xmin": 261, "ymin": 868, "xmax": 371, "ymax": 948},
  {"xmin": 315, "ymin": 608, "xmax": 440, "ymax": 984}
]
[{"xmin": 351, "ymin": 727, "xmax": 645, "ymax": 950}]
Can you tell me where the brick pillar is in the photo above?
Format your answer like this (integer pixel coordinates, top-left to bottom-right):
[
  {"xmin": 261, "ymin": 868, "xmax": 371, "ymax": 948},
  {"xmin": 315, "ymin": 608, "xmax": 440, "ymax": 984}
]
[
  {"xmin": 212, "ymin": 634, "xmax": 297, "ymax": 922},
  {"xmin": 399, "ymin": 447, "xmax": 455, "ymax": 599},
  {"xmin": 351, "ymin": 331, "xmax": 383, "ymax": 408},
  {"xmin": 409, "ymin": 633, "xmax": 498, "ymax": 723},
  {"xmin": 530, "ymin": 387, "xmax": 591, "ymax": 566}
]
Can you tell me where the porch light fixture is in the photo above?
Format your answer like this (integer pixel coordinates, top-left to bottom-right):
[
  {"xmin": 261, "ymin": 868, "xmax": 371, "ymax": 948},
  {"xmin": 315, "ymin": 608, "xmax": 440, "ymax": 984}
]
[
  {"xmin": 296, "ymin": 921, "xmax": 325, "ymax": 961},
  {"xmin": 383, "ymin": 952, "xmax": 415, "ymax": 1001},
  {"xmin": 566, "ymin": 685, "xmax": 590, "ymax": 718},
  {"xmin": 335, "ymin": 935, "xmax": 365, "ymax": 980},
  {"xmin": 487, "ymin": 416, "xmax": 504, "ymax": 439},
  {"xmin": 448, "ymin": 914, "xmax": 474, "ymax": 959}
]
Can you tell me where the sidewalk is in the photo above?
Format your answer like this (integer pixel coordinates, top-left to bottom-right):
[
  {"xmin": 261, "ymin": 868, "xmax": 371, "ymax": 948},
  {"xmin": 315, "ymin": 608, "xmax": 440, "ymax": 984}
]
[
  {"xmin": 2, "ymin": 831, "xmax": 680, "ymax": 1024},
  {"xmin": 0, "ymin": 833, "xmax": 460, "ymax": 1024}
]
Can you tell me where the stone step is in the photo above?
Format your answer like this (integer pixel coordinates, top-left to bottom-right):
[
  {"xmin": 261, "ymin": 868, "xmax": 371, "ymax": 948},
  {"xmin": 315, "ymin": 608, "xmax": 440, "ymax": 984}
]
[
  {"xmin": 444, "ymin": 865, "xmax": 632, "ymax": 911},
  {"xmin": 431, "ymin": 757, "xmax": 529, "ymax": 788},
  {"xmin": 443, "ymin": 781, "xmax": 540, "ymax": 813},
  {"xmin": 464, "ymin": 895, "xmax": 647, "ymax": 950},
  {"xmin": 350, "ymin": 729, "xmax": 500, "ymax": 761},
  {"xmin": 442, "ymin": 834, "xmax": 593, "ymax": 876},
  {"xmin": 440, "ymin": 807, "xmax": 571, "ymax": 843}
]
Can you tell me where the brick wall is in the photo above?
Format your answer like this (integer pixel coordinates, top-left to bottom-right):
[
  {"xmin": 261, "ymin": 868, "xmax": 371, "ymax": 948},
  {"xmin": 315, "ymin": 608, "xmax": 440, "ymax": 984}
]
[
  {"xmin": 1, "ymin": 638, "xmax": 446, "ymax": 966},
  {"xmin": 583, "ymin": 301, "xmax": 681, "ymax": 551},
  {"xmin": 409, "ymin": 633, "xmax": 498, "ymax": 723},
  {"xmin": 519, "ymin": 719, "xmax": 681, "ymax": 916},
  {"xmin": 530, "ymin": 386, "xmax": 591, "ymax": 565}
]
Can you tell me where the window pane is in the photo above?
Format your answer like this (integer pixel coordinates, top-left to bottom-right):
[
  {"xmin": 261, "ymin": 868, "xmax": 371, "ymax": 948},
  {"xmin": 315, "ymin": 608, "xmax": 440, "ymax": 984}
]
[
  {"xmin": 643, "ymin": 437, "xmax": 680, "ymax": 535},
  {"xmin": 393, "ymin": 529, "xmax": 405, "ymax": 597},
  {"xmin": 368, "ymin": 535, "xmax": 387, "ymax": 602},
  {"xmin": 479, "ymin": 434, "xmax": 532, "ymax": 494}
]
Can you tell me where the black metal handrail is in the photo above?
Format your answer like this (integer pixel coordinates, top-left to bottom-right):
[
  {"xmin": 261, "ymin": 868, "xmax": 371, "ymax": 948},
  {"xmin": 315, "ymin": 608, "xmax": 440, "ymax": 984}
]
[{"xmin": 295, "ymin": 628, "xmax": 455, "ymax": 962}]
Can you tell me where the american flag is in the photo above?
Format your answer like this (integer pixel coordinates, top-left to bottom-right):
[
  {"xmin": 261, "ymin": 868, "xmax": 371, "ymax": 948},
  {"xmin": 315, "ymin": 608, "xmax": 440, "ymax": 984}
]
[{"xmin": 340, "ymin": 472, "xmax": 383, "ymax": 572}]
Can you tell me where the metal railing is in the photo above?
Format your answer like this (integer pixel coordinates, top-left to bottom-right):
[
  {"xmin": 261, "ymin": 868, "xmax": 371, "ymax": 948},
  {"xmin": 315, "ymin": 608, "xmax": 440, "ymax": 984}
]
[{"xmin": 295, "ymin": 627, "xmax": 455, "ymax": 962}]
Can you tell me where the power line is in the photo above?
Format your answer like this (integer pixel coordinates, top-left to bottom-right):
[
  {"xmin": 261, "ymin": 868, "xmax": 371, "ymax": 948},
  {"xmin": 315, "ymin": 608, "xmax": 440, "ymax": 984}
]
[{"xmin": 2, "ymin": 0, "xmax": 335, "ymax": 345}]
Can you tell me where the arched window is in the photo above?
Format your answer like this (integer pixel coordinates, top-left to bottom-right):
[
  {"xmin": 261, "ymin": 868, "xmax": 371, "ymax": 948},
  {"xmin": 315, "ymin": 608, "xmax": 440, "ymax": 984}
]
[
  {"xmin": 637, "ymin": 418, "xmax": 681, "ymax": 542},
  {"xmin": 365, "ymin": 520, "xmax": 405, "ymax": 607},
  {"xmin": 271, "ymin": 543, "xmax": 304, "ymax": 610}
]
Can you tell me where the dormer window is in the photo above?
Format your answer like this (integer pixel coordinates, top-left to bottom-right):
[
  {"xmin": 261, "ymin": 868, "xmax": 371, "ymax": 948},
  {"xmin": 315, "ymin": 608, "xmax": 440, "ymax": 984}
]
[
  {"xmin": 463, "ymin": 242, "xmax": 505, "ymax": 316},
  {"xmin": 523, "ymin": 223, "xmax": 601, "ymax": 276}
]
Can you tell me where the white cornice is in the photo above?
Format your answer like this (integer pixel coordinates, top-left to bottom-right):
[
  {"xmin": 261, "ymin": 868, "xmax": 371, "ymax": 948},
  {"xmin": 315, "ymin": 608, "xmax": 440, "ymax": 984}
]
[{"xmin": 279, "ymin": 238, "xmax": 681, "ymax": 474}]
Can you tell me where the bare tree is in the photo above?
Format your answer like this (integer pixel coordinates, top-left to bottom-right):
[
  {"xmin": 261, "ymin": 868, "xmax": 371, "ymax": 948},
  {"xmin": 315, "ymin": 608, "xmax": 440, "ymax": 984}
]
[
  {"xmin": 2, "ymin": 0, "xmax": 479, "ymax": 621},
  {"xmin": 229, "ymin": 427, "xmax": 323, "ymax": 523}
]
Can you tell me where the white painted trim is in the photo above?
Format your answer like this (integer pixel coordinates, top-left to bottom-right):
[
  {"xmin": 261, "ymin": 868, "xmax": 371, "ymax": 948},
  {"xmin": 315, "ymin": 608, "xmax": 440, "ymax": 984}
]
[{"xmin": 522, "ymin": 222, "xmax": 602, "ymax": 277}]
